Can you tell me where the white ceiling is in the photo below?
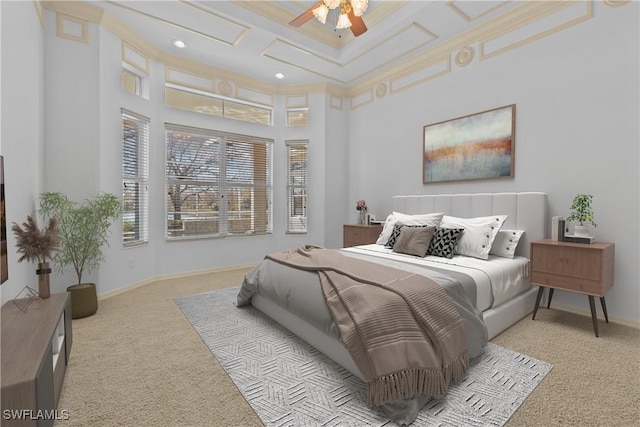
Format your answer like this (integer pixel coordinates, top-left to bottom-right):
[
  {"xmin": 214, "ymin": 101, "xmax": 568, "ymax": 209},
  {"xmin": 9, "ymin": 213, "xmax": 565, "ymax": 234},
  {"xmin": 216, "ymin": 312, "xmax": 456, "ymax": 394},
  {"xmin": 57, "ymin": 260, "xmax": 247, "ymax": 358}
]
[{"xmin": 95, "ymin": 1, "xmax": 519, "ymax": 87}]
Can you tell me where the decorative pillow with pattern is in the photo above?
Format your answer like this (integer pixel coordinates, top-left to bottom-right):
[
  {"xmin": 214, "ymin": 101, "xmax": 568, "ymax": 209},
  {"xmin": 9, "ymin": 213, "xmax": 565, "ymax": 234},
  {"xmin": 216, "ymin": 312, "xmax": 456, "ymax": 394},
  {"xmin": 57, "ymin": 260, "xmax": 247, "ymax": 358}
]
[
  {"xmin": 440, "ymin": 215, "xmax": 508, "ymax": 260},
  {"xmin": 376, "ymin": 212, "xmax": 444, "ymax": 245},
  {"xmin": 427, "ymin": 227, "xmax": 464, "ymax": 259},
  {"xmin": 489, "ymin": 229, "xmax": 525, "ymax": 258},
  {"xmin": 392, "ymin": 225, "xmax": 436, "ymax": 257}
]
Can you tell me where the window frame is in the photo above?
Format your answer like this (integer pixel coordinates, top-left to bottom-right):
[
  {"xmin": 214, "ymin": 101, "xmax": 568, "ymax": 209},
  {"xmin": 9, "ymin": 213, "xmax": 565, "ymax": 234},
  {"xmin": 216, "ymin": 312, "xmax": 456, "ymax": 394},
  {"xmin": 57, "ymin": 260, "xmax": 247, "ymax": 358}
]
[
  {"xmin": 165, "ymin": 123, "xmax": 273, "ymax": 240},
  {"xmin": 286, "ymin": 140, "xmax": 308, "ymax": 234},
  {"xmin": 121, "ymin": 109, "xmax": 150, "ymax": 247}
]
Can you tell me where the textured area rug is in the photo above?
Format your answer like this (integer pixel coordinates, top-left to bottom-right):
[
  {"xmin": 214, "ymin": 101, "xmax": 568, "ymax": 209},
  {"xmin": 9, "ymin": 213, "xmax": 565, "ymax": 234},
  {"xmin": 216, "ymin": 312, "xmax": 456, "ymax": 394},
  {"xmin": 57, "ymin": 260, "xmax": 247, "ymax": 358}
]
[{"xmin": 176, "ymin": 287, "xmax": 552, "ymax": 427}]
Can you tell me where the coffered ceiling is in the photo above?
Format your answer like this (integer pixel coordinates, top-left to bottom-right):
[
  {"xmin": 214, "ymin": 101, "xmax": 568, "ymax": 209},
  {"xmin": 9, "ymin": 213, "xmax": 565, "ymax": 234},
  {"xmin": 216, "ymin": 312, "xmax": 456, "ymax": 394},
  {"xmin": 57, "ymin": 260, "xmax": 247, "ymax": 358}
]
[{"xmin": 86, "ymin": 0, "xmax": 522, "ymax": 87}]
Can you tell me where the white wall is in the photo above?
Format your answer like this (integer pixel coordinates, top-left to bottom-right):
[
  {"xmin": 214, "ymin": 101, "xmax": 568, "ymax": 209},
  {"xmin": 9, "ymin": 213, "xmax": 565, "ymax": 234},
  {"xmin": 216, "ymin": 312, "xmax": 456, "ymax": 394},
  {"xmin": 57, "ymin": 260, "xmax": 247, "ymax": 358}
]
[
  {"xmin": 347, "ymin": 4, "xmax": 639, "ymax": 322},
  {"xmin": 38, "ymin": 11, "xmax": 331, "ymax": 296},
  {"xmin": 0, "ymin": 2, "xmax": 44, "ymax": 305},
  {"xmin": 3, "ymin": 2, "xmax": 637, "ymax": 324}
]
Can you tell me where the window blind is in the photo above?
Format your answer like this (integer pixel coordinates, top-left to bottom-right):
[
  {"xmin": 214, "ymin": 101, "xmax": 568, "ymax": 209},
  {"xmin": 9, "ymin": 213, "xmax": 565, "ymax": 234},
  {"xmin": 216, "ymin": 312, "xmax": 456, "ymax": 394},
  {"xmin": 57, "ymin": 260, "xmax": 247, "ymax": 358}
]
[
  {"xmin": 165, "ymin": 123, "xmax": 272, "ymax": 239},
  {"xmin": 286, "ymin": 140, "xmax": 308, "ymax": 233},
  {"xmin": 122, "ymin": 109, "xmax": 149, "ymax": 246}
]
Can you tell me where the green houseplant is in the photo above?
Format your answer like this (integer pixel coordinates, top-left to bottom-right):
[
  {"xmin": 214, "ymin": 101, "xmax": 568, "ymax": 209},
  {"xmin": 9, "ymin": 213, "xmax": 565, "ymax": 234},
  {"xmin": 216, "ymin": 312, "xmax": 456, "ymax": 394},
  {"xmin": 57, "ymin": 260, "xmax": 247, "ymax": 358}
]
[
  {"xmin": 11, "ymin": 215, "xmax": 60, "ymax": 298},
  {"xmin": 39, "ymin": 192, "xmax": 121, "ymax": 318},
  {"xmin": 566, "ymin": 193, "xmax": 596, "ymax": 237}
]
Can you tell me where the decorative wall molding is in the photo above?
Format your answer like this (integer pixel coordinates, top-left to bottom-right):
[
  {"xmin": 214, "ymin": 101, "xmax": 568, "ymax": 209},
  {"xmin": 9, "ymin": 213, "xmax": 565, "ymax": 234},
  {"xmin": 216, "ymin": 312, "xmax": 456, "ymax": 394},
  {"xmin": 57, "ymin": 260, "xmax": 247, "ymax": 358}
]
[
  {"xmin": 604, "ymin": 0, "xmax": 630, "ymax": 7},
  {"xmin": 56, "ymin": 12, "xmax": 90, "ymax": 44},
  {"xmin": 122, "ymin": 42, "xmax": 150, "ymax": 75},
  {"xmin": 479, "ymin": 1, "xmax": 592, "ymax": 61},
  {"xmin": 348, "ymin": 1, "xmax": 598, "ymax": 103},
  {"xmin": 329, "ymin": 94, "xmax": 343, "ymax": 111},
  {"xmin": 41, "ymin": 0, "xmax": 627, "ymax": 109},
  {"xmin": 33, "ymin": 0, "xmax": 45, "ymax": 28},
  {"xmin": 286, "ymin": 95, "xmax": 308, "ymax": 109},
  {"xmin": 455, "ymin": 47, "xmax": 475, "ymax": 67}
]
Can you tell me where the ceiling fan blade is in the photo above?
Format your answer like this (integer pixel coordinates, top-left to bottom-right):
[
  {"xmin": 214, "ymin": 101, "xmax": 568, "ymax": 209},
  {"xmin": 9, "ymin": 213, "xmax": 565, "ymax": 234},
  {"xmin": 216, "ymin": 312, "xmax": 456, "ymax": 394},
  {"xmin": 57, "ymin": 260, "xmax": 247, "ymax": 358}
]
[
  {"xmin": 289, "ymin": 1, "xmax": 324, "ymax": 27},
  {"xmin": 348, "ymin": 9, "xmax": 367, "ymax": 37}
]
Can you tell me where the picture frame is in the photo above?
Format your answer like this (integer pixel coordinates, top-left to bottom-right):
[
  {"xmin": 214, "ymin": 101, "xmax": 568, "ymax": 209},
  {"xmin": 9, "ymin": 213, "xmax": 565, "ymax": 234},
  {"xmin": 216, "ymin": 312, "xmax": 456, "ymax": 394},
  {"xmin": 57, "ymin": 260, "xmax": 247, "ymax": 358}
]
[{"xmin": 423, "ymin": 104, "xmax": 515, "ymax": 184}]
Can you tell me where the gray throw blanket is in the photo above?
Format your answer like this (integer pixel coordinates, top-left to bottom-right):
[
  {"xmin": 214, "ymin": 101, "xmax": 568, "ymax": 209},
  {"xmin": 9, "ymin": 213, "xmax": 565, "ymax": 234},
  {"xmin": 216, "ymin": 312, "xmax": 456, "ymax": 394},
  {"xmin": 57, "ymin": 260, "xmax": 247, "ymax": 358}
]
[{"xmin": 266, "ymin": 245, "xmax": 468, "ymax": 407}]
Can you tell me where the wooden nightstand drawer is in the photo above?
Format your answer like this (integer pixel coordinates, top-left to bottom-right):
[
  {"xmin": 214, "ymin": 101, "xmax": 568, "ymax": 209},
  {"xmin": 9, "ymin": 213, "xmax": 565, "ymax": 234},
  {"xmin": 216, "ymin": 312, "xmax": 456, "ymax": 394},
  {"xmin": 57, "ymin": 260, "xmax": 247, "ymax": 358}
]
[
  {"xmin": 343, "ymin": 224, "xmax": 382, "ymax": 248},
  {"xmin": 531, "ymin": 244, "xmax": 602, "ymax": 282},
  {"xmin": 530, "ymin": 271, "xmax": 603, "ymax": 295}
]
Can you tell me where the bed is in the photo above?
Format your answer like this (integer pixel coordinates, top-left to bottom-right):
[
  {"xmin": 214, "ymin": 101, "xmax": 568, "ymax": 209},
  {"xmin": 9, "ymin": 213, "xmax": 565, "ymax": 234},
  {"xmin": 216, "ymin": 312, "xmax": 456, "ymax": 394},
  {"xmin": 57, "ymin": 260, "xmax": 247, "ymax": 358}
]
[{"xmin": 238, "ymin": 192, "xmax": 547, "ymax": 424}]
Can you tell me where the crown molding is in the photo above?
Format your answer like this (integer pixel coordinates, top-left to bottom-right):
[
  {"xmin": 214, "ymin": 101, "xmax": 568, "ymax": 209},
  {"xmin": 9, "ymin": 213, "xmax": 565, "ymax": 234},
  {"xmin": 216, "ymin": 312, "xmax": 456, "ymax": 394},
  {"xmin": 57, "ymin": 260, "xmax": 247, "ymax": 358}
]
[
  {"xmin": 346, "ymin": 0, "xmax": 585, "ymax": 97},
  {"xmin": 40, "ymin": 0, "xmax": 617, "ymax": 104}
]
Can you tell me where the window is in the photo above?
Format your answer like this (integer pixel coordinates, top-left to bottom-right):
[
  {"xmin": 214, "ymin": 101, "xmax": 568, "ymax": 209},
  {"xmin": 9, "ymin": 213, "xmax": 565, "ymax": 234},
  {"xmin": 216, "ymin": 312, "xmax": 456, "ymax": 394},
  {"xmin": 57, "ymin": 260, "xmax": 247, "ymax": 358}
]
[
  {"xmin": 286, "ymin": 140, "xmax": 308, "ymax": 233},
  {"xmin": 165, "ymin": 84, "xmax": 273, "ymax": 126},
  {"xmin": 122, "ymin": 69, "xmax": 141, "ymax": 95},
  {"xmin": 121, "ymin": 63, "xmax": 148, "ymax": 99},
  {"xmin": 122, "ymin": 110, "xmax": 149, "ymax": 246},
  {"xmin": 287, "ymin": 108, "xmax": 309, "ymax": 127},
  {"xmin": 165, "ymin": 124, "xmax": 272, "ymax": 239}
]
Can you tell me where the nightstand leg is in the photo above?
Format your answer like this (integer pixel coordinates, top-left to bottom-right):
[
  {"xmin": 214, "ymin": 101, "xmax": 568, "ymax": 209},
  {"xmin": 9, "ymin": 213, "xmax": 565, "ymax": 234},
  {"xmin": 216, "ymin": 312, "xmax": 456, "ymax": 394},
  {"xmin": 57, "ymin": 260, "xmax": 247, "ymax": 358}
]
[
  {"xmin": 547, "ymin": 288, "xmax": 554, "ymax": 309},
  {"xmin": 532, "ymin": 286, "xmax": 545, "ymax": 320},
  {"xmin": 600, "ymin": 297, "xmax": 609, "ymax": 323},
  {"xmin": 588, "ymin": 296, "xmax": 599, "ymax": 337}
]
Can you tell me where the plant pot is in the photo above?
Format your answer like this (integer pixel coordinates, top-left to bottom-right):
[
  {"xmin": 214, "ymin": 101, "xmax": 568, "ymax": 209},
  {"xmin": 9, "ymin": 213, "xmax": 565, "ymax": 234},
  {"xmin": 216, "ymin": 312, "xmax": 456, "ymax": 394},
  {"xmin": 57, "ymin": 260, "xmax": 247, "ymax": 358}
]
[
  {"xmin": 36, "ymin": 262, "xmax": 52, "ymax": 299},
  {"xmin": 574, "ymin": 225, "xmax": 590, "ymax": 237},
  {"xmin": 67, "ymin": 283, "xmax": 98, "ymax": 319}
]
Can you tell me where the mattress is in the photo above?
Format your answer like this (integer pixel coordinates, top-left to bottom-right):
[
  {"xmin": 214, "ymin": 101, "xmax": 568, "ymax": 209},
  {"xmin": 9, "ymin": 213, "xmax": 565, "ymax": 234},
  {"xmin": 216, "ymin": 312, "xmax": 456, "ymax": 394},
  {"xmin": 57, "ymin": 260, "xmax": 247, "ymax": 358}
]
[{"xmin": 342, "ymin": 244, "xmax": 530, "ymax": 312}]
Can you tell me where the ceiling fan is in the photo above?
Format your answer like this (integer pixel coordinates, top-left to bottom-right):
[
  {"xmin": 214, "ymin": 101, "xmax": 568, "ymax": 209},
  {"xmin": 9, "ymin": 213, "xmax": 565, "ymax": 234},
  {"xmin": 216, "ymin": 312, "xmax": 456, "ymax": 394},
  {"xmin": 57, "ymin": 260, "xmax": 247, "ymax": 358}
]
[{"xmin": 289, "ymin": 0, "xmax": 368, "ymax": 37}]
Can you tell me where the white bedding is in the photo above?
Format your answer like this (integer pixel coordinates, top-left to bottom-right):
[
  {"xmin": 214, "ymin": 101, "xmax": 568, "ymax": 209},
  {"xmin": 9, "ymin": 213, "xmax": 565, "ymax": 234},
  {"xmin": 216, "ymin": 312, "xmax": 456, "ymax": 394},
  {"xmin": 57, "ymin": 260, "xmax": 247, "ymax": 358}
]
[{"xmin": 343, "ymin": 244, "xmax": 530, "ymax": 312}]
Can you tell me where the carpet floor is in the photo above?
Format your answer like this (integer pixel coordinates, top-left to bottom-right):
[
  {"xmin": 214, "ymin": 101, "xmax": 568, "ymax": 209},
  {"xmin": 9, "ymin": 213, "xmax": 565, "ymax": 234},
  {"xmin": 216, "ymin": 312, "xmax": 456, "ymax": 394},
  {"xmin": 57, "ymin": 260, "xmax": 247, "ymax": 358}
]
[
  {"xmin": 176, "ymin": 287, "xmax": 552, "ymax": 426},
  {"xmin": 55, "ymin": 266, "xmax": 640, "ymax": 426}
]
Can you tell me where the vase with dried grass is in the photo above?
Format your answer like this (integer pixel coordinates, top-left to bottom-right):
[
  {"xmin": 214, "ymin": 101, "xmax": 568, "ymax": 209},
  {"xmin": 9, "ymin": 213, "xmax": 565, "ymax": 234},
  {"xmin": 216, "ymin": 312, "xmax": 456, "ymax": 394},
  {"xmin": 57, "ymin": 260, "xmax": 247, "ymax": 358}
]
[{"xmin": 11, "ymin": 215, "xmax": 60, "ymax": 298}]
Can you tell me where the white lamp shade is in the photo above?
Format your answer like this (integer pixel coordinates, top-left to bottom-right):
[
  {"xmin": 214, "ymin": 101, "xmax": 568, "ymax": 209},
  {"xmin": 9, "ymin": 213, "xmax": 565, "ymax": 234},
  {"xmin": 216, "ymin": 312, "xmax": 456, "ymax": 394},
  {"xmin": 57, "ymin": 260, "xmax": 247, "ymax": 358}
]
[
  {"xmin": 324, "ymin": 0, "xmax": 341, "ymax": 9},
  {"xmin": 350, "ymin": 0, "xmax": 368, "ymax": 17},
  {"xmin": 336, "ymin": 12, "xmax": 352, "ymax": 29},
  {"xmin": 312, "ymin": 4, "xmax": 329, "ymax": 24}
]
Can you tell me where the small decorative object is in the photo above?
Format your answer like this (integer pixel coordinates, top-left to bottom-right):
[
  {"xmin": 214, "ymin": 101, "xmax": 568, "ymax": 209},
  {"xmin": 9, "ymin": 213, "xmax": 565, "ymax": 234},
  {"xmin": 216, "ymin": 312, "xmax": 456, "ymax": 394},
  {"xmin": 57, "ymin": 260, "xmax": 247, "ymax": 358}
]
[
  {"xmin": 39, "ymin": 192, "xmax": 121, "ymax": 318},
  {"xmin": 566, "ymin": 194, "xmax": 596, "ymax": 237},
  {"xmin": 11, "ymin": 215, "xmax": 60, "ymax": 298},
  {"xmin": 356, "ymin": 199, "xmax": 368, "ymax": 225},
  {"xmin": 423, "ymin": 104, "xmax": 515, "ymax": 184},
  {"xmin": 12, "ymin": 285, "xmax": 41, "ymax": 312}
]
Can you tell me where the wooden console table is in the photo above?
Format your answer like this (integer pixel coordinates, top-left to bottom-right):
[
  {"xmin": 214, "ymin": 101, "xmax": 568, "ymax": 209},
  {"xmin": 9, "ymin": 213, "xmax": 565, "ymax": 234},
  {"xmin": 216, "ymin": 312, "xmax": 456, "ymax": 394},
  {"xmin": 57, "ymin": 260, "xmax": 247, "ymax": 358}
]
[
  {"xmin": 530, "ymin": 239, "xmax": 614, "ymax": 337},
  {"xmin": 1, "ymin": 292, "xmax": 72, "ymax": 426}
]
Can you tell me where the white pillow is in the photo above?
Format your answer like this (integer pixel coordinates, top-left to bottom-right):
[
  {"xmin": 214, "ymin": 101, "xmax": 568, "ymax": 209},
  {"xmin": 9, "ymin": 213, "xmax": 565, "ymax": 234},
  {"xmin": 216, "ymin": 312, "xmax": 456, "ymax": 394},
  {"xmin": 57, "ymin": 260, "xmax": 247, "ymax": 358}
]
[
  {"xmin": 376, "ymin": 212, "xmax": 444, "ymax": 245},
  {"xmin": 490, "ymin": 230, "xmax": 525, "ymax": 258},
  {"xmin": 440, "ymin": 214, "xmax": 508, "ymax": 260}
]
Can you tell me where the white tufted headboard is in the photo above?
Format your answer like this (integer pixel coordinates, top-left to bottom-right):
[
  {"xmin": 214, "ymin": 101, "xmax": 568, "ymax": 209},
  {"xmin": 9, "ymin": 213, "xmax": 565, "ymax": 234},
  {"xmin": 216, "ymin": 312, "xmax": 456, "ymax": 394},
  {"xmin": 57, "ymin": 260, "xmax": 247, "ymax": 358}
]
[{"xmin": 392, "ymin": 192, "xmax": 548, "ymax": 258}]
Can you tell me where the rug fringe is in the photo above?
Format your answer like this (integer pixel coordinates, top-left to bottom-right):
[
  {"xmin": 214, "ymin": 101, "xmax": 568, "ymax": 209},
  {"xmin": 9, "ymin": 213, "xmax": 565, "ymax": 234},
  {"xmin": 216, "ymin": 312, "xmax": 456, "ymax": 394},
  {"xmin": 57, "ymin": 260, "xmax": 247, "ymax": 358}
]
[{"xmin": 367, "ymin": 351, "xmax": 469, "ymax": 407}]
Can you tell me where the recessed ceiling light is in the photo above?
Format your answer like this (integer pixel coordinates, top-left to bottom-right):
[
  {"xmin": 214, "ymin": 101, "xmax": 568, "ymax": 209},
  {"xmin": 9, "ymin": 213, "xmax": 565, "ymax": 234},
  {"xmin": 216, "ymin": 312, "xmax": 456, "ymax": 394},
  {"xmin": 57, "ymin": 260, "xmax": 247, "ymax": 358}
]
[
  {"xmin": 275, "ymin": 73, "xmax": 285, "ymax": 79},
  {"xmin": 172, "ymin": 39, "xmax": 186, "ymax": 49}
]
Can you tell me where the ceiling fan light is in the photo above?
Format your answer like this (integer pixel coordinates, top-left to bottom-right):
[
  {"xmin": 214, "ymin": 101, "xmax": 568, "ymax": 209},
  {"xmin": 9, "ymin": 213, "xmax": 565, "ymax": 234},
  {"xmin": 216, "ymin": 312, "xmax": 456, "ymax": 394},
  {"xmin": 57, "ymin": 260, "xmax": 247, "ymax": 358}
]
[
  {"xmin": 350, "ymin": 0, "xmax": 368, "ymax": 17},
  {"xmin": 336, "ymin": 12, "xmax": 352, "ymax": 29},
  {"xmin": 312, "ymin": 4, "xmax": 329, "ymax": 24},
  {"xmin": 324, "ymin": 0, "xmax": 341, "ymax": 9}
]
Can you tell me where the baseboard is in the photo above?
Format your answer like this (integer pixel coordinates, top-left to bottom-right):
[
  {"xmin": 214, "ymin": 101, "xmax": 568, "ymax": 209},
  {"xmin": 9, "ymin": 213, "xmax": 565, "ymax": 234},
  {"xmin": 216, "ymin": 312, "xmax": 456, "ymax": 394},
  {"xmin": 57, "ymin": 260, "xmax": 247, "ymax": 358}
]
[
  {"xmin": 98, "ymin": 263, "xmax": 257, "ymax": 301},
  {"xmin": 546, "ymin": 301, "xmax": 640, "ymax": 330}
]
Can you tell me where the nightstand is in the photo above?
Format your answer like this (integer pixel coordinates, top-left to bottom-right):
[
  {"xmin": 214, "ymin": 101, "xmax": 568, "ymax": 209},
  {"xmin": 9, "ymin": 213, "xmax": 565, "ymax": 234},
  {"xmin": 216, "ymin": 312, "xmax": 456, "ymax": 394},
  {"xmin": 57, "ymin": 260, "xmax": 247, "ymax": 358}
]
[
  {"xmin": 343, "ymin": 224, "xmax": 383, "ymax": 248},
  {"xmin": 530, "ymin": 239, "xmax": 614, "ymax": 337}
]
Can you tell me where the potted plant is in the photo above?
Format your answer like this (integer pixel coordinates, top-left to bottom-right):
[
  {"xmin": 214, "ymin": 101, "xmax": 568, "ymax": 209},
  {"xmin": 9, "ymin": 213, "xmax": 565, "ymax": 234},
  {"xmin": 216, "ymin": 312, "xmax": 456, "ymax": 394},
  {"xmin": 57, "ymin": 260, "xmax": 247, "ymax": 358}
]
[
  {"xmin": 39, "ymin": 192, "xmax": 121, "ymax": 318},
  {"xmin": 566, "ymin": 193, "xmax": 596, "ymax": 237},
  {"xmin": 11, "ymin": 215, "xmax": 60, "ymax": 298}
]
